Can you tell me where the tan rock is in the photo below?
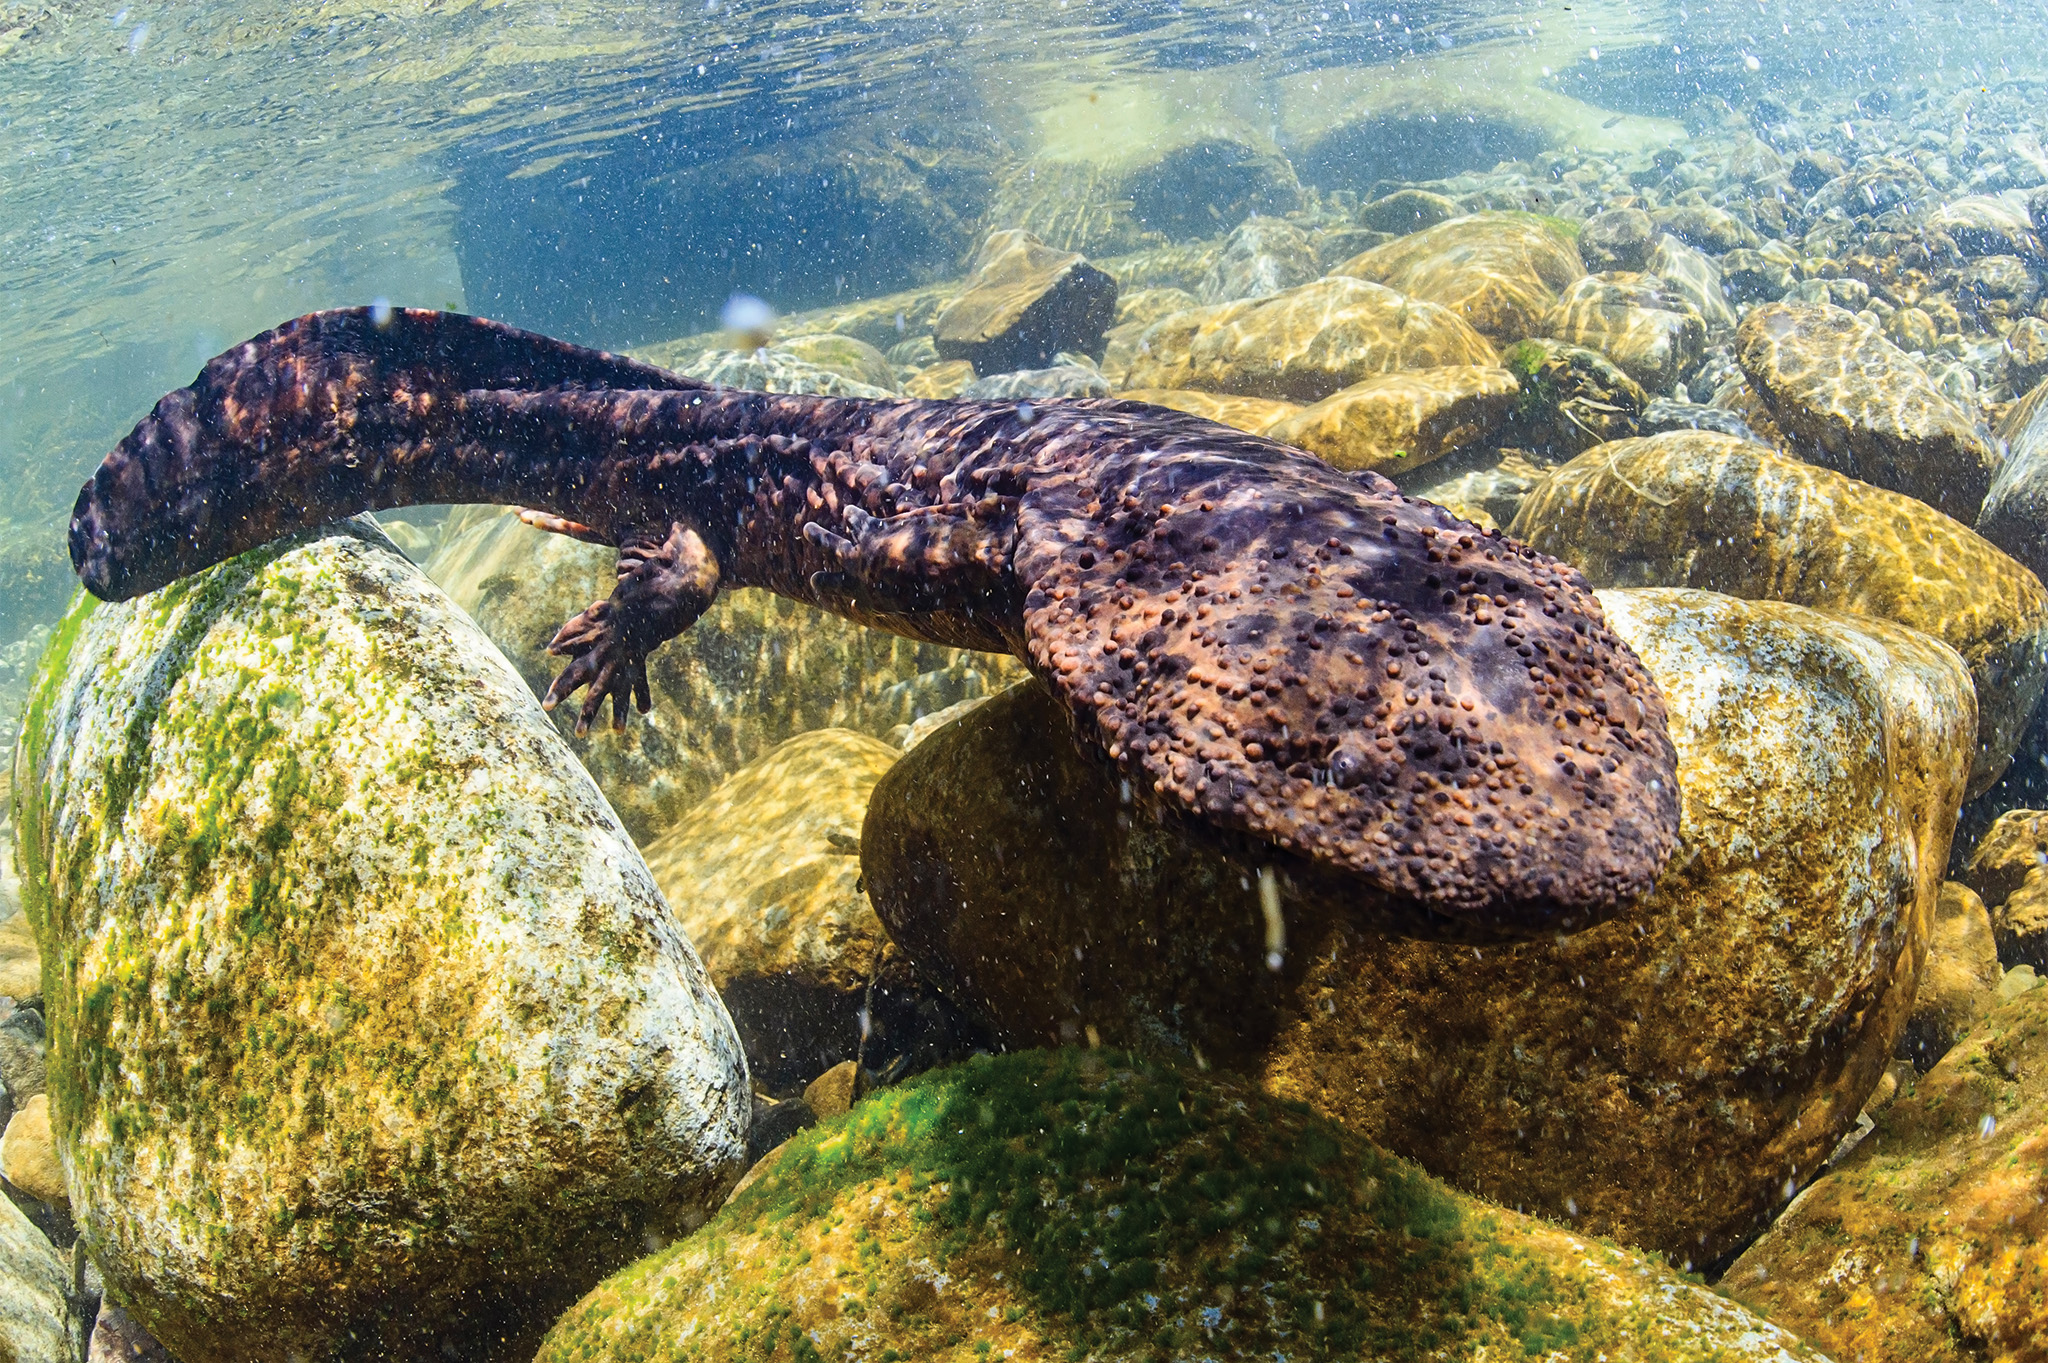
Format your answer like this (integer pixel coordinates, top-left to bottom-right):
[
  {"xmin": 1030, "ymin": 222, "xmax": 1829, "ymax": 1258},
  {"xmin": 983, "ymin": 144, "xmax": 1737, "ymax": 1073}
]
[
  {"xmin": 1898, "ymin": 884, "xmax": 2003, "ymax": 1068},
  {"xmin": 903, "ymin": 358, "xmax": 976, "ymax": 399},
  {"xmin": 1196, "ymin": 215, "xmax": 1319, "ymax": 303},
  {"xmin": 774, "ymin": 332, "xmax": 897, "ymax": 389},
  {"xmin": 1509, "ymin": 431, "xmax": 2048, "ymax": 795},
  {"xmin": 1336, "ymin": 211, "xmax": 1586, "ymax": 342},
  {"xmin": 640, "ymin": 729, "xmax": 902, "ymax": 1091},
  {"xmin": 1116, "ymin": 275, "xmax": 1497, "ymax": 401},
  {"xmin": 425, "ymin": 508, "xmax": 1021, "ymax": 844},
  {"xmin": 933, "ymin": 228, "xmax": 1118, "ymax": 374},
  {"xmin": 1541, "ymin": 271, "xmax": 1708, "ymax": 391},
  {"xmin": 0, "ymin": 912, "xmax": 35, "ymax": 1002},
  {"xmin": 1648, "ymin": 233, "xmax": 1739, "ymax": 331},
  {"xmin": 1736, "ymin": 300, "xmax": 2001, "ymax": 522},
  {"xmin": 1113, "ymin": 387, "xmax": 1299, "ymax": 434},
  {"xmin": 1262, "ymin": 365, "xmax": 1520, "ymax": 474},
  {"xmin": 1726, "ymin": 985, "xmax": 2048, "ymax": 1363},
  {"xmin": 0, "ymin": 1094, "xmax": 62, "ymax": 1206},
  {"xmin": 0, "ymin": 1187, "xmax": 80, "ymax": 1363},
  {"xmin": 540, "ymin": 1050, "xmax": 1829, "ymax": 1363},
  {"xmin": 1976, "ymin": 375, "xmax": 2048, "ymax": 587},
  {"xmin": 1358, "ymin": 188, "xmax": 1461, "ymax": 235},
  {"xmin": 798, "ymin": 1059, "xmax": 864, "ymax": 1119},
  {"xmin": 1500, "ymin": 336, "xmax": 1649, "ymax": 456},
  {"xmin": 1112, "ymin": 285, "xmax": 1198, "ymax": 328},
  {"xmin": 862, "ymin": 589, "xmax": 1975, "ymax": 1263},
  {"xmin": 1963, "ymin": 808, "xmax": 2048, "ymax": 912}
]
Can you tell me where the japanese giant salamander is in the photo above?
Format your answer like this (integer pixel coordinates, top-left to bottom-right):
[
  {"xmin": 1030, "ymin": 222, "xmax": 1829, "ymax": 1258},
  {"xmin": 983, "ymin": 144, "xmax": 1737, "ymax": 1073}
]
[{"xmin": 69, "ymin": 307, "xmax": 1679, "ymax": 937}]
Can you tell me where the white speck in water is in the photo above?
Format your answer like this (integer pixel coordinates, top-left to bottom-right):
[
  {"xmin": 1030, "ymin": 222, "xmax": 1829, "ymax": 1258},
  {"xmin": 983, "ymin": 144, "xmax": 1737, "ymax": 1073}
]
[
  {"xmin": 1587, "ymin": 44, "xmax": 1599, "ymax": 59},
  {"xmin": 720, "ymin": 293, "xmax": 773, "ymax": 334},
  {"xmin": 1979, "ymin": 1113, "xmax": 1998, "ymax": 1139},
  {"xmin": 1782, "ymin": 1176, "xmax": 1799, "ymax": 1200},
  {"xmin": 125, "ymin": 23, "xmax": 147, "ymax": 53},
  {"xmin": 370, "ymin": 298, "xmax": 394, "ymax": 326},
  {"xmin": 1259, "ymin": 866, "xmax": 1285, "ymax": 972},
  {"xmin": 1744, "ymin": 52, "xmax": 1762, "ymax": 71},
  {"xmin": 1200, "ymin": 1306, "xmax": 1223, "ymax": 1329},
  {"xmin": 1565, "ymin": 1197, "xmax": 1578, "ymax": 1216},
  {"xmin": 1017, "ymin": 402, "xmax": 1036, "ymax": 424}
]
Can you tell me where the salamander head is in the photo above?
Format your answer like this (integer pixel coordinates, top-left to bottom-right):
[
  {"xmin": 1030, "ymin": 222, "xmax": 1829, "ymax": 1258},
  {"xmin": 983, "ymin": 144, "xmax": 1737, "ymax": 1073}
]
[{"xmin": 1017, "ymin": 463, "xmax": 1680, "ymax": 938}]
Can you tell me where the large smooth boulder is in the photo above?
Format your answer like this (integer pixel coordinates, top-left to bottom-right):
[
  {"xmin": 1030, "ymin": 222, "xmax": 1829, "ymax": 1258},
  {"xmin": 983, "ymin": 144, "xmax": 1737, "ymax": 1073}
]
[
  {"xmin": 11, "ymin": 522, "xmax": 751, "ymax": 1363},
  {"xmin": 1509, "ymin": 431, "xmax": 2048, "ymax": 795},
  {"xmin": 1115, "ymin": 276, "xmax": 1497, "ymax": 401},
  {"xmin": 1736, "ymin": 301, "xmax": 2001, "ymax": 523},
  {"xmin": 640, "ymin": 728, "xmax": 907, "ymax": 1093},
  {"xmin": 538, "ymin": 1050, "xmax": 1829, "ymax": 1363},
  {"xmin": 932, "ymin": 228, "xmax": 1118, "ymax": 374},
  {"xmin": 1335, "ymin": 211, "xmax": 1587, "ymax": 343},
  {"xmin": 0, "ymin": 1190, "xmax": 78, "ymax": 1363},
  {"xmin": 1262, "ymin": 365, "xmax": 1520, "ymax": 475},
  {"xmin": 862, "ymin": 590, "xmax": 1976, "ymax": 1263},
  {"xmin": 425, "ymin": 508, "xmax": 1022, "ymax": 844},
  {"xmin": 1726, "ymin": 985, "xmax": 2048, "ymax": 1363}
]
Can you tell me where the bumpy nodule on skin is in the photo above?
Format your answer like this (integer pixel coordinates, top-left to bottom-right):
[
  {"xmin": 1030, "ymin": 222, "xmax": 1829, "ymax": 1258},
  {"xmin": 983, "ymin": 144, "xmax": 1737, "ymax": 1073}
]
[{"xmin": 69, "ymin": 306, "xmax": 1680, "ymax": 933}]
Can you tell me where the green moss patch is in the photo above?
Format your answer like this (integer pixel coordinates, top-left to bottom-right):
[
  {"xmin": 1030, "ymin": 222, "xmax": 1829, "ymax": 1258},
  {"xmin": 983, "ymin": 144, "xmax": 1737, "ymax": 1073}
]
[{"xmin": 541, "ymin": 1049, "xmax": 1772, "ymax": 1363}]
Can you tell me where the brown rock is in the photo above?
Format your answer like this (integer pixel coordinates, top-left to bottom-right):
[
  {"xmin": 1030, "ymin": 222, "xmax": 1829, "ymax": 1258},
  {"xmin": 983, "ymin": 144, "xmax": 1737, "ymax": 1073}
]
[
  {"xmin": 1977, "ymin": 376, "xmax": 2048, "ymax": 587},
  {"xmin": 1653, "ymin": 203, "xmax": 1760, "ymax": 255},
  {"xmin": 1964, "ymin": 809, "xmax": 2048, "ymax": 968},
  {"xmin": 88, "ymin": 1303, "xmax": 175, "ymax": 1363},
  {"xmin": 798, "ymin": 1059, "xmax": 864, "ymax": 1119},
  {"xmin": 1725, "ymin": 985, "xmax": 2048, "ymax": 1363},
  {"xmin": 1111, "ymin": 285, "xmax": 1198, "ymax": 329},
  {"xmin": 425, "ymin": 509, "xmax": 1022, "ymax": 843},
  {"xmin": 1541, "ymin": 272, "xmax": 1708, "ymax": 392},
  {"xmin": 1898, "ymin": 883, "xmax": 2003, "ymax": 1069},
  {"xmin": 932, "ymin": 228, "xmax": 1119, "ymax": 373},
  {"xmin": 1114, "ymin": 387, "xmax": 1299, "ymax": 434},
  {"xmin": 1336, "ymin": 211, "xmax": 1586, "ymax": 342},
  {"xmin": 1, "ymin": 1094, "xmax": 64, "ymax": 1207},
  {"xmin": 863, "ymin": 588, "xmax": 1974, "ymax": 1263},
  {"xmin": 1500, "ymin": 337, "xmax": 1648, "ymax": 456},
  {"xmin": 1357, "ymin": 187, "xmax": 1460, "ymax": 235},
  {"xmin": 1262, "ymin": 365, "xmax": 1520, "ymax": 475},
  {"xmin": 1579, "ymin": 207, "xmax": 1657, "ymax": 272},
  {"xmin": 1115, "ymin": 275, "xmax": 1498, "ymax": 400},
  {"xmin": 1196, "ymin": 216, "xmax": 1319, "ymax": 303},
  {"xmin": 2007, "ymin": 317, "xmax": 2048, "ymax": 393},
  {"xmin": 1736, "ymin": 301, "xmax": 2001, "ymax": 522},
  {"xmin": 640, "ymin": 729, "xmax": 905, "ymax": 1092},
  {"xmin": 1508, "ymin": 431, "xmax": 2048, "ymax": 794}
]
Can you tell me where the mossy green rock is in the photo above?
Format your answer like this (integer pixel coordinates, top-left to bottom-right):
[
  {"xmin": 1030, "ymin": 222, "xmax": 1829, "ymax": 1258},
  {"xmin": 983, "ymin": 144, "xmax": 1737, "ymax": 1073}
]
[
  {"xmin": 536, "ymin": 1050, "xmax": 1828, "ymax": 1363},
  {"xmin": 10, "ymin": 521, "xmax": 751, "ymax": 1363}
]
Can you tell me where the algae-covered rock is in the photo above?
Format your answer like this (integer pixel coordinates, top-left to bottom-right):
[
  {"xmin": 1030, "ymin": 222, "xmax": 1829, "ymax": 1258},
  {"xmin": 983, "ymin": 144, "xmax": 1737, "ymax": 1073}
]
[
  {"xmin": 1116, "ymin": 276, "xmax": 1497, "ymax": 401},
  {"xmin": 537, "ymin": 1050, "xmax": 1828, "ymax": 1363},
  {"xmin": 1357, "ymin": 187, "xmax": 1459, "ymax": 235},
  {"xmin": 1196, "ymin": 215, "xmax": 1319, "ymax": 304},
  {"xmin": 933, "ymin": 228, "xmax": 1118, "ymax": 374},
  {"xmin": 641, "ymin": 729, "xmax": 908, "ymax": 1093},
  {"xmin": 425, "ymin": 508, "xmax": 1022, "ymax": 844},
  {"xmin": 667, "ymin": 346, "xmax": 897, "ymax": 398},
  {"xmin": 1509, "ymin": 431, "xmax": 2048, "ymax": 794},
  {"xmin": 1262, "ymin": 365, "xmax": 1519, "ymax": 475},
  {"xmin": 1976, "ymin": 375, "xmax": 2048, "ymax": 588},
  {"xmin": 902, "ymin": 359, "xmax": 976, "ymax": 399},
  {"xmin": 0, "ymin": 1188, "xmax": 79, "ymax": 1363},
  {"xmin": 1725, "ymin": 984, "xmax": 2048, "ymax": 1363},
  {"xmin": 1500, "ymin": 337, "xmax": 1648, "ymax": 456},
  {"xmin": 1114, "ymin": 388, "xmax": 1300, "ymax": 435},
  {"xmin": 0, "ymin": 910, "xmax": 34, "ymax": 1003},
  {"xmin": 957, "ymin": 363, "xmax": 1110, "ymax": 400},
  {"xmin": 1336, "ymin": 211, "xmax": 1586, "ymax": 343},
  {"xmin": 10, "ymin": 521, "xmax": 751, "ymax": 1363},
  {"xmin": 1736, "ymin": 301, "xmax": 2000, "ymax": 523},
  {"xmin": 1540, "ymin": 272, "xmax": 1708, "ymax": 392},
  {"xmin": 1579, "ymin": 207, "xmax": 1656, "ymax": 272},
  {"xmin": 1963, "ymin": 808, "xmax": 2048, "ymax": 969},
  {"xmin": 862, "ymin": 590, "xmax": 1975, "ymax": 1264}
]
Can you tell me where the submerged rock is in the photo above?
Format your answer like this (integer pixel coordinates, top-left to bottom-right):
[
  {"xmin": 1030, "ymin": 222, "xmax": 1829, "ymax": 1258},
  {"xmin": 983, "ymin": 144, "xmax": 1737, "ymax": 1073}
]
[
  {"xmin": 1114, "ymin": 387, "xmax": 1300, "ymax": 435},
  {"xmin": 1975, "ymin": 376, "xmax": 2048, "ymax": 587},
  {"xmin": 0, "ymin": 1189, "xmax": 79, "ymax": 1363},
  {"xmin": 1647, "ymin": 234, "xmax": 1739, "ymax": 332},
  {"xmin": 426, "ymin": 508, "xmax": 1021, "ymax": 844},
  {"xmin": 538, "ymin": 1050, "xmax": 1828, "ymax": 1363},
  {"xmin": 772, "ymin": 332, "xmax": 899, "ymax": 390},
  {"xmin": 1262, "ymin": 364, "xmax": 1519, "ymax": 475},
  {"xmin": 670, "ymin": 346, "xmax": 897, "ymax": 398},
  {"xmin": 933, "ymin": 228, "xmax": 1118, "ymax": 373},
  {"xmin": 1963, "ymin": 808, "xmax": 2048, "ymax": 968},
  {"xmin": 1726, "ymin": 984, "xmax": 2048, "ymax": 1363},
  {"xmin": 862, "ymin": 588, "xmax": 1975, "ymax": 1263},
  {"xmin": 1357, "ymin": 187, "xmax": 1460, "ymax": 235},
  {"xmin": 1509, "ymin": 431, "xmax": 2048, "ymax": 794},
  {"xmin": 0, "ymin": 909, "xmax": 35, "ymax": 1002},
  {"xmin": 640, "ymin": 728, "xmax": 909, "ymax": 1094},
  {"xmin": 1501, "ymin": 336, "xmax": 1648, "ymax": 456},
  {"xmin": 86, "ymin": 1303, "xmax": 173, "ymax": 1363},
  {"xmin": 1925, "ymin": 193, "xmax": 2044, "ymax": 260},
  {"xmin": 1653, "ymin": 202, "xmax": 1760, "ymax": 255},
  {"xmin": 902, "ymin": 358, "xmax": 976, "ymax": 399},
  {"xmin": 1196, "ymin": 215, "xmax": 1319, "ymax": 303},
  {"xmin": 1115, "ymin": 275, "xmax": 1497, "ymax": 401},
  {"xmin": 1, "ymin": 1094, "xmax": 62, "ymax": 1207},
  {"xmin": 1578, "ymin": 207, "xmax": 1657, "ymax": 272},
  {"xmin": 1897, "ymin": 883, "xmax": 2003, "ymax": 1069},
  {"xmin": 12, "ymin": 522, "xmax": 751, "ymax": 1363},
  {"xmin": 1336, "ymin": 211, "xmax": 1586, "ymax": 343},
  {"xmin": 956, "ymin": 362, "xmax": 1110, "ymax": 400},
  {"xmin": 1736, "ymin": 301, "xmax": 2000, "ymax": 523},
  {"xmin": 1541, "ymin": 272, "xmax": 1708, "ymax": 392}
]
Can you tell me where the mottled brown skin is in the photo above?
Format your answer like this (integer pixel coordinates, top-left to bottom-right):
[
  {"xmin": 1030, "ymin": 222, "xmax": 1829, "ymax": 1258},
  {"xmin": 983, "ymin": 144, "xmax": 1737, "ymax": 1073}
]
[{"xmin": 70, "ymin": 307, "xmax": 1680, "ymax": 932}]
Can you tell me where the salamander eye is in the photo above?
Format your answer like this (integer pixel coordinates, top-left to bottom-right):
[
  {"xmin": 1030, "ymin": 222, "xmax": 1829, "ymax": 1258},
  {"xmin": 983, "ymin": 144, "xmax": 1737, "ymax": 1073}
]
[{"xmin": 1328, "ymin": 739, "xmax": 1370, "ymax": 789}]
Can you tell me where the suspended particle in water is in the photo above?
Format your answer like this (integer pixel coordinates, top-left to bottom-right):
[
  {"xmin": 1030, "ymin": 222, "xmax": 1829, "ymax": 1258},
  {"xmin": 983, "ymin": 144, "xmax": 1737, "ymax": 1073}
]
[
  {"xmin": 370, "ymin": 298, "xmax": 394, "ymax": 327},
  {"xmin": 1744, "ymin": 52, "xmax": 1762, "ymax": 71},
  {"xmin": 126, "ymin": 23, "xmax": 147, "ymax": 53},
  {"xmin": 1979, "ymin": 1113, "xmax": 1998, "ymax": 1140},
  {"xmin": 1259, "ymin": 866, "xmax": 1285, "ymax": 971}
]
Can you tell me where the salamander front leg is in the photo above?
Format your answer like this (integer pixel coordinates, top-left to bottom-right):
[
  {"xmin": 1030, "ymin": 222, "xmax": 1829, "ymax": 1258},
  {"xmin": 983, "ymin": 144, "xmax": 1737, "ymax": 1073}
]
[{"xmin": 542, "ymin": 521, "xmax": 720, "ymax": 735}]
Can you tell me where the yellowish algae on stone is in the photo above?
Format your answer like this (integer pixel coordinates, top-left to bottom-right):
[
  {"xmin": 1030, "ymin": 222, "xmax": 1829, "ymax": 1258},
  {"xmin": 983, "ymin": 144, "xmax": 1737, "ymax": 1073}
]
[
  {"xmin": 1262, "ymin": 363, "xmax": 1520, "ymax": 473},
  {"xmin": 11, "ymin": 520, "xmax": 750, "ymax": 1363},
  {"xmin": 1336, "ymin": 211, "xmax": 1587, "ymax": 342},
  {"xmin": 536, "ymin": 1049, "xmax": 1826, "ymax": 1363}
]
